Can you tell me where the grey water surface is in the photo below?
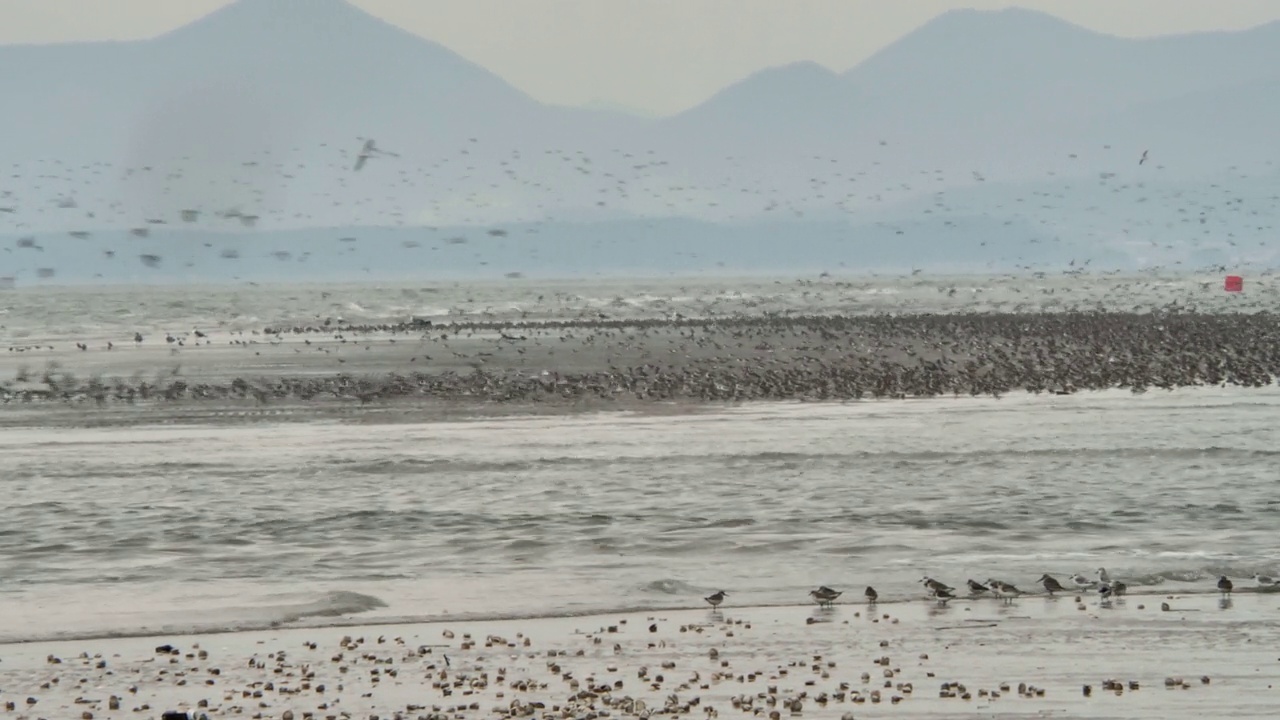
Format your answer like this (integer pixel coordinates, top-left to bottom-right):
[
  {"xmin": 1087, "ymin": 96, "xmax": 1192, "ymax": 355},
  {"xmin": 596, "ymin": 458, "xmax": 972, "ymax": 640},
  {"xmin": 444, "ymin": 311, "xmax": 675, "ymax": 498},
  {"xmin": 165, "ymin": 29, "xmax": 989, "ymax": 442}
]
[{"xmin": 1, "ymin": 382, "xmax": 1276, "ymax": 643}]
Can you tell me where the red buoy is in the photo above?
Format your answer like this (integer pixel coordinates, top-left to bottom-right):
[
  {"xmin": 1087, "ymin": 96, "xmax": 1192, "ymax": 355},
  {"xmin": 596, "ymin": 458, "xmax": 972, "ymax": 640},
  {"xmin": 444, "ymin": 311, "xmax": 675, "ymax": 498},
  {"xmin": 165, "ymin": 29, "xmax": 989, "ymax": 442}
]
[{"xmin": 1225, "ymin": 275, "xmax": 1243, "ymax": 292}]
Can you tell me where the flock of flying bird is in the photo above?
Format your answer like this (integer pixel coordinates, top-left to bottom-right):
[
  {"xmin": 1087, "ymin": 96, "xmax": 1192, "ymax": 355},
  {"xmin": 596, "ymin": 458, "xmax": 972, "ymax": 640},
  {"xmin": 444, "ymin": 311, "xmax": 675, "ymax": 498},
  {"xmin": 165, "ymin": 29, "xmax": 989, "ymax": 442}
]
[
  {"xmin": 701, "ymin": 569, "xmax": 1280, "ymax": 610},
  {"xmin": 3, "ymin": 130, "xmax": 1278, "ymax": 281}
]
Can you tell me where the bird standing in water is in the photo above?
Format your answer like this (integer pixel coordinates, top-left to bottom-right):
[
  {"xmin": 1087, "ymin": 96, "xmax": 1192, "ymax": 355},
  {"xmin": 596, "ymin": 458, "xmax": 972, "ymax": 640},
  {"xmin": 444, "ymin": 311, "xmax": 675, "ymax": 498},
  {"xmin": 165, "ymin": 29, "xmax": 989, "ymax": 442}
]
[
  {"xmin": 809, "ymin": 586, "xmax": 842, "ymax": 608},
  {"xmin": 1039, "ymin": 574, "xmax": 1068, "ymax": 595}
]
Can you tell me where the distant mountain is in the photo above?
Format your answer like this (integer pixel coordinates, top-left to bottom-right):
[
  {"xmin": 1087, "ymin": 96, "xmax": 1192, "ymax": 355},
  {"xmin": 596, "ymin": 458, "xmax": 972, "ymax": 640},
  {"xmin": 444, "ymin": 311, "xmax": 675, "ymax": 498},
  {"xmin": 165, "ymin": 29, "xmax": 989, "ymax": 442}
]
[
  {"xmin": 10, "ymin": 3, "xmax": 1277, "ymax": 169},
  {"xmin": 644, "ymin": 62, "xmax": 848, "ymax": 153},
  {"xmin": 0, "ymin": 2, "xmax": 1277, "ymax": 281},
  {"xmin": 0, "ymin": 0, "xmax": 632, "ymax": 162},
  {"xmin": 4, "ymin": 2, "xmax": 1277, "ymax": 167},
  {"xmin": 657, "ymin": 8, "xmax": 1280, "ymax": 170},
  {"xmin": 1063, "ymin": 74, "xmax": 1280, "ymax": 170}
]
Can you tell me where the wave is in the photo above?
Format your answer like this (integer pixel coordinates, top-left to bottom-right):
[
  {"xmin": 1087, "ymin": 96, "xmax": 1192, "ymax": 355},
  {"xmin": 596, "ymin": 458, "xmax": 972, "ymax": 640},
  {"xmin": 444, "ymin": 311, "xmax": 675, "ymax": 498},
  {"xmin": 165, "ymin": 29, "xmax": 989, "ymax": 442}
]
[
  {"xmin": 318, "ymin": 446, "xmax": 1280, "ymax": 476},
  {"xmin": 0, "ymin": 590, "xmax": 389, "ymax": 646},
  {"xmin": 640, "ymin": 578, "xmax": 704, "ymax": 595},
  {"xmin": 13, "ymin": 445, "xmax": 1273, "ymax": 483},
  {"xmin": 269, "ymin": 590, "xmax": 388, "ymax": 621}
]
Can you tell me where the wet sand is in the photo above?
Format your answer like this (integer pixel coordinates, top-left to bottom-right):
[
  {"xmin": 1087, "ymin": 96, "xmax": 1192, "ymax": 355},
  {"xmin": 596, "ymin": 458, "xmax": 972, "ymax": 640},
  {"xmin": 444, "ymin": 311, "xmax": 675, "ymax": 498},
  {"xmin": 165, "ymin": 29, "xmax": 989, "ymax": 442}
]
[
  {"xmin": 1, "ymin": 593, "xmax": 1275, "ymax": 719},
  {"xmin": 3, "ymin": 311, "xmax": 1278, "ymax": 413}
]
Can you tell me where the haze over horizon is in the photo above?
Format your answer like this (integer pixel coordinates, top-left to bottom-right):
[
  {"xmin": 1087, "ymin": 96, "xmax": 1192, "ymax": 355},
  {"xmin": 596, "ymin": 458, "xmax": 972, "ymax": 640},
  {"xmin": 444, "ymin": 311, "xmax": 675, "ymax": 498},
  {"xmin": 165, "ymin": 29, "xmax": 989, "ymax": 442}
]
[
  {"xmin": 0, "ymin": 0, "xmax": 1277, "ymax": 284},
  {"xmin": 3, "ymin": 0, "xmax": 1279, "ymax": 116}
]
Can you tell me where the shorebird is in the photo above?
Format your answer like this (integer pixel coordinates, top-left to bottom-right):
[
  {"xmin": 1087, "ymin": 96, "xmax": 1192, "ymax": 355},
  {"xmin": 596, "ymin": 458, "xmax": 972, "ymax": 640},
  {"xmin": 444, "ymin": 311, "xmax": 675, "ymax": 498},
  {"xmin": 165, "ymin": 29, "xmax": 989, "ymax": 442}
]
[
  {"xmin": 809, "ymin": 586, "xmax": 842, "ymax": 608},
  {"xmin": 985, "ymin": 578, "xmax": 1005, "ymax": 600},
  {"xmin": 864, "ymin": 586, "xmax": 878, "ymax": 604},
  {"xmin": 966, "ymin": 579, "xmax": 990, "ymax": 595},
  {"xmin": 921, "ymin": 577, "xmax": 953, "ymax": 596},
  {"xmin": 987, "ymin": 579, "xmax": 1022, "ymax": 603},
  {"xmin": 1217, "ymin": 576, "xmax": 1233, "ymax": 596},
  {"xmin": 1038, "ymin": 574, "xmax": 1068, "ymax": 595},
  {"xmin": 1070, "ymin": 573, "xmax": 1096, "ymax": 590},
  {"xmin": 1252, "ymin": 573, "xmax": 1276, "ymax": 588},
  {"xmin": 705, "ymin": 590, "xmax": 728, "ymax": 608}
]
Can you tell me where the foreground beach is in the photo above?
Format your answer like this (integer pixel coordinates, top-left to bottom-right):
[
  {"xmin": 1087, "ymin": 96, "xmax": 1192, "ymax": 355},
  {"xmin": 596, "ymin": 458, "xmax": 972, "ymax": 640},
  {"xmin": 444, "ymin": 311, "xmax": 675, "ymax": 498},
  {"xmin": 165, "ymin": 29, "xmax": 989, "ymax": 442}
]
[{"xmin": 2, "ymin": 593, "xmax": 1276, "ymax": 720}]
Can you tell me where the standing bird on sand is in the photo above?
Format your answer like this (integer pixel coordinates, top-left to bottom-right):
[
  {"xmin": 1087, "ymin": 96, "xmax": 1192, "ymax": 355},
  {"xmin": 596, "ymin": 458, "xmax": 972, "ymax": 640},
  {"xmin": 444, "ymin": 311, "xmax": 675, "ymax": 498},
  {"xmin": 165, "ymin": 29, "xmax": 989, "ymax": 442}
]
[
  {"xmin": 705, "ymin": 590, "xmax": 728, "ymax": 608},
  {"xmin": 809, "ymin": 586, "xmax": 842, "ymax": 608},
  {"xmin": 988, "ymin": 579, "xmax": 1022, "ymax": 603},
  {"xmin": 865, "ymin": 586, "xmax": 879, "ymax": 604},
  {"xmin": 1038, "ymin": 574, "xmax": 1068, "ymax": 595},
  {"xmin": 1070, "ymin": 573, "xmax": 1096, "ymax": 590},
  {"xmin": 1097, "ymin": 568, "xmax": 1126, "ymax": 595},
  {"xmin": 921, "ymin": 577, "xmax": 953, "ymax": 596},
  {"xmin": 1217, "ymin": 576, "xmax": 1233, "ymax": 596}
]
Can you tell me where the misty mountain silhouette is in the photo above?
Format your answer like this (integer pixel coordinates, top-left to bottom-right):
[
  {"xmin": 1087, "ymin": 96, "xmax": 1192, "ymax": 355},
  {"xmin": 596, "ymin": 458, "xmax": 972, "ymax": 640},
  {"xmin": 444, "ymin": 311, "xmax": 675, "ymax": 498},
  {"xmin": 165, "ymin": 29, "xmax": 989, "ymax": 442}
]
[
  {"xmin": 662, "ymin": 9, "xmax": 1280, "ymax": 162},
  {"xmin": 1, "ymin": 0, "xmax": 1277, "ymax": 283},
  {"xmin": 2, "ymin": 2, "xmax": 1276, "ymax": 165},
  {"xmin": 0, "ymin": 0, "xmax": 628, "ymax": 162}
]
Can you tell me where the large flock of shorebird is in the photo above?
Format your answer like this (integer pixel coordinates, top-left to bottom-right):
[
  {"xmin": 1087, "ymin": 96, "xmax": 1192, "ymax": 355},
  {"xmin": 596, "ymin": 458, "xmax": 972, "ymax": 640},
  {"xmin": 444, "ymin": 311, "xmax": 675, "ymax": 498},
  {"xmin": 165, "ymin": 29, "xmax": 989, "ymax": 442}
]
[{"xmin": 5, "ymin": 307, "xmax": 1279, "ymax": 406}]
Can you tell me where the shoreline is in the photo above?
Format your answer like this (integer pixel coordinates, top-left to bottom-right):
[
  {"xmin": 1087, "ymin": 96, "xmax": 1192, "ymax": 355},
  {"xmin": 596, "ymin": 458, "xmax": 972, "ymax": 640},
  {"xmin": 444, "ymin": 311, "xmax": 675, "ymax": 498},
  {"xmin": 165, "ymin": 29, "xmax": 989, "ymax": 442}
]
[
  {"xmin": 0, "ymin": 384, "xmax": 1278, "ymax": 429},
  {"xmin": 1, "ymin": 269, "xmax": 1275, "ymax": 297},
  {"xmin": 4, "ymin": 582, "xmax": 1275, "ymax": 647}
]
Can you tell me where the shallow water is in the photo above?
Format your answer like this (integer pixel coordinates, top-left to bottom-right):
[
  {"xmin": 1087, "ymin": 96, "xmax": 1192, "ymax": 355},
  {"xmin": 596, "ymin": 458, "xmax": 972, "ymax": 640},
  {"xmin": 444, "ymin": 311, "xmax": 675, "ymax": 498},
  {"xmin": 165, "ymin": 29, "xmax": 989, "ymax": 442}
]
[
  {"xmin": 1, "ymin": 271, "xmax": 1274, "ymax": 343},
  {"xmin": 2, "ymin": 385, "xmax": 1278, "ymax": 643}
]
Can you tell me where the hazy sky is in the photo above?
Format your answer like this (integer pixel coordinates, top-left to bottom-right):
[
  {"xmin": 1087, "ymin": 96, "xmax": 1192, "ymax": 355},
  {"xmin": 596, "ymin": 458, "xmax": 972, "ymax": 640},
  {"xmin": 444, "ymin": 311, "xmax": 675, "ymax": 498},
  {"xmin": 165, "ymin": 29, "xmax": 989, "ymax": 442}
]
[{"xmin": 2, "ymin": 0, "xmax": 1279, "ymax": 115}]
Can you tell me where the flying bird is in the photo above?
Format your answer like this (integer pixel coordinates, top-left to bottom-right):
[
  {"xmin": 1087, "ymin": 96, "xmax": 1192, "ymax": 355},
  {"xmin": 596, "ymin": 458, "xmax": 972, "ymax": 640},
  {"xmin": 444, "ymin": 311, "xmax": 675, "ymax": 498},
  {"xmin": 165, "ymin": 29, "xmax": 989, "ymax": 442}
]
[{"xmin": 353, "ymin": 138, "xmax": 399, "ymax": 171}]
